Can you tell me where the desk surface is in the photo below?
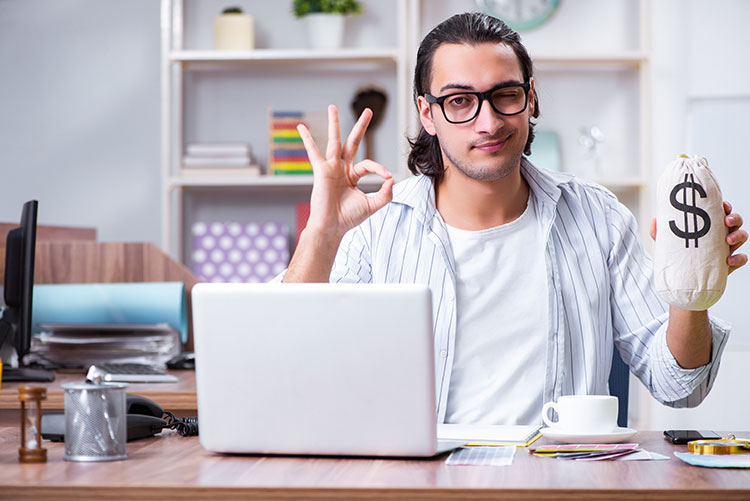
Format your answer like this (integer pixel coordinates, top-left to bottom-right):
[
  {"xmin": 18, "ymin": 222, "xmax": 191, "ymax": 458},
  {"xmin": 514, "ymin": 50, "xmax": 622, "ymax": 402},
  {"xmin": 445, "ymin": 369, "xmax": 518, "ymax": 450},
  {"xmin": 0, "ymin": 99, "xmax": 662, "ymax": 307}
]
[
  {"xmin": 0, "ymin": 430, "xmax": 748, "ymax": 500},
  {"xmin": 0, "ymin": 370, "xmax": 196, "ymax": 411}
]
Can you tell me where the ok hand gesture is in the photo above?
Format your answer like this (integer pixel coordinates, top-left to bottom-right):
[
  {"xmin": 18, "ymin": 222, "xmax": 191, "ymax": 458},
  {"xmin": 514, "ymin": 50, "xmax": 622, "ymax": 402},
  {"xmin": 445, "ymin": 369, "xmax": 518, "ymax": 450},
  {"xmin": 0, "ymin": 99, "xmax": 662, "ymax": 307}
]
[
  {"xmin": 297, "ymin": 104, "xmax": 394, "ymax": 241},
  {"xmin": 283, "ymin": 105, "xmax": 394, "ymax": 283}
]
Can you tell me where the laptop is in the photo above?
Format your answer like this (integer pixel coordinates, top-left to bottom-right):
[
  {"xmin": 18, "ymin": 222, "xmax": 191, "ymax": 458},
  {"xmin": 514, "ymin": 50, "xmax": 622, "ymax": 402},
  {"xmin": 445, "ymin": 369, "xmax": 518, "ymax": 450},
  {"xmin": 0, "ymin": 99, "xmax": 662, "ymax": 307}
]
[{"xmin": 191, "ymin": 282, "xmax": 464, "ymax": 457}]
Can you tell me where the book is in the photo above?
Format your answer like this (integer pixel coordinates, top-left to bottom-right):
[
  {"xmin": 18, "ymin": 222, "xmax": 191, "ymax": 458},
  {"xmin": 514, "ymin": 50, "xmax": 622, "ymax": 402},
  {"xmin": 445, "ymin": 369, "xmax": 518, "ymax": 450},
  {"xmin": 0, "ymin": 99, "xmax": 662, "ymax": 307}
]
[
  {"xmin": 186, "ymin": 143, "xmax": 250, "ymax": 157},
  {"xmin": 179, "ymin": 166, "xmax": 262, "ymax": 177},
  {"xmin": 295, "ymin": 202, "xmax": 311, "ymax": 244},
  {"xmin": 269, "ymin": 109, "xmax": 325, "ymax": 175},
  {"xmin": 437, "ymin": 424, "xmax": 541, "ymax": 447},
  {"xmin": 183, "ymin": 155, "xmax": 251, "ymax": 167}
]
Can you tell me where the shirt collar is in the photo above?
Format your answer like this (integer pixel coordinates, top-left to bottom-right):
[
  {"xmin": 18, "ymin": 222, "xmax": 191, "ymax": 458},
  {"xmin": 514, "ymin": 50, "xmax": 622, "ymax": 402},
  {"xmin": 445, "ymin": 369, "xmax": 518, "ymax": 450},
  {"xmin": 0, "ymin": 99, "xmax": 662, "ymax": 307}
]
[{"xmin": 392, "ymin": 157, "xmax": 572, "ymax": 223}]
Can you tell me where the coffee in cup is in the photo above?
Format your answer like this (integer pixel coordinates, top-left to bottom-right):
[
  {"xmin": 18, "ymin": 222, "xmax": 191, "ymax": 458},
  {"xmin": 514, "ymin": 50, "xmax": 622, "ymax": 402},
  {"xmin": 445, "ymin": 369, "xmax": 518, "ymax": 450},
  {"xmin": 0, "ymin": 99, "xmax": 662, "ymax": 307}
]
[{"xmin": 541, "ymin": 395, "xmax": 618, "ymax": 434}]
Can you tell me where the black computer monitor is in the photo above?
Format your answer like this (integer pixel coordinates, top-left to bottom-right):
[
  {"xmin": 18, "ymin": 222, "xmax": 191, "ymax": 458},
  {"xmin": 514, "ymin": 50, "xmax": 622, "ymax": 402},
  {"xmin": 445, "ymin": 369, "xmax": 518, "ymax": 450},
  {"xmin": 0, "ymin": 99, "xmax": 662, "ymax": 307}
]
[{"xmin": 0, "ymin": 200, "xmax": 54, "ymax": 382}]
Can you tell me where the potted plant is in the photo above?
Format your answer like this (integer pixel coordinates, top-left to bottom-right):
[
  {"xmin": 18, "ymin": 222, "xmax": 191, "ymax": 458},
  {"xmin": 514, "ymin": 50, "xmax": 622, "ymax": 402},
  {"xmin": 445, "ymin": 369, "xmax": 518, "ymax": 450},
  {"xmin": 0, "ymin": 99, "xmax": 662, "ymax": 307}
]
[{"xmin": 292, "ymin": 0, "xmax": 363, "ymax": 50}]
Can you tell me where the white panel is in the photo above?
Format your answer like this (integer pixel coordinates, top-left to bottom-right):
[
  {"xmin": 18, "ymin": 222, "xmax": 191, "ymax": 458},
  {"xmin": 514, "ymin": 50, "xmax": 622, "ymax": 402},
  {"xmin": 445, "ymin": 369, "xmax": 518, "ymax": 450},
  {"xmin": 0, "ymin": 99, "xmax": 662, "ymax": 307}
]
[
  {"xmin": 634, "ymin": 96, "xmax": 750, "ymax": 431},
  {"xmin": 420, "ymin": 0, "xmax": 639, "ymax": 52},
  {"xmin": 687, "ymin": 0, "xmax": 750, "ymax": 98},
  {"xmin": 535, "ymin": 67, "xmax": 640, "ymax": 179}
]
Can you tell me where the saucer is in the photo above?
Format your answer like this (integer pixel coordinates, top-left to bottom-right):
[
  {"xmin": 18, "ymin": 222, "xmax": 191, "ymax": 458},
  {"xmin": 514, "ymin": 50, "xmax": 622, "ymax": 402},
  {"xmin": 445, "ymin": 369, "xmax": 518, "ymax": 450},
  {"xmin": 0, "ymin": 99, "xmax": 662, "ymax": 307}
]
[{"xmin": 540, "ymin": 427, "xmax": 637, "ymax": 444}]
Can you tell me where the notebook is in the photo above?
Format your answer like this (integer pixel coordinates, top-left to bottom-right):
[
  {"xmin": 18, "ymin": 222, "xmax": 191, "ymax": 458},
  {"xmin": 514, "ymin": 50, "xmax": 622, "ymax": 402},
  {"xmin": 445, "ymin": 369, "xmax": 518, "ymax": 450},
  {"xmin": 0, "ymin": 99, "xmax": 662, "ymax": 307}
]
[
  {"xmin": 437, "ymin": 423, "xmax": 541, "ymax": 446},
  {"xmin": 191, "ymin": 282, "xmax": 465, "ymax": 457}
]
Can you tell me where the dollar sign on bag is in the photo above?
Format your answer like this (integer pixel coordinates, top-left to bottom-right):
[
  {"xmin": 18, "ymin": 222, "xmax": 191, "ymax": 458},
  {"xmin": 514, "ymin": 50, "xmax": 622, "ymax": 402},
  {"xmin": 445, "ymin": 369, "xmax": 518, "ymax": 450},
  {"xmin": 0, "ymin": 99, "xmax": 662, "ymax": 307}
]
[{"xmin": 669, "ymin": 173, "xmax": 711, "ymax": 248}]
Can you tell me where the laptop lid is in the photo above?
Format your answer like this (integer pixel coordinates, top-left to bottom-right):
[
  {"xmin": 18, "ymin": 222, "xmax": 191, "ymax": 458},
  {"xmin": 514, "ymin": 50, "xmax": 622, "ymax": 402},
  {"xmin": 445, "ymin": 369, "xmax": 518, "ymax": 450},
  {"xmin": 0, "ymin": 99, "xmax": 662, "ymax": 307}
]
[{"xmin": 192, "ymin": 282, "xmax": 442, "ymax": 457}]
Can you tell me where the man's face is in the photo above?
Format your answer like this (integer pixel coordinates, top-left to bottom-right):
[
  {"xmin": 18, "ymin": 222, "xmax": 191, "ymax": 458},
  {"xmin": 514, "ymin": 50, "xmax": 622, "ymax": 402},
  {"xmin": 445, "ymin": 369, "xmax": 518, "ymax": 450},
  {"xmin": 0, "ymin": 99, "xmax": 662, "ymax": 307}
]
[{"xmin": 417, "ymin": 42, "xmax": 535, "ymax": 183}]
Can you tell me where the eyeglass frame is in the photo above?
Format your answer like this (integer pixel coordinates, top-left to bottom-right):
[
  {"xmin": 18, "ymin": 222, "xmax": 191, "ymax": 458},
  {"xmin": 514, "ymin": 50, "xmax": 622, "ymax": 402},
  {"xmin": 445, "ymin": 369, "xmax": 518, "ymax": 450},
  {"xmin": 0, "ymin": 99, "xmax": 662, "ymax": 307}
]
[{"xmin": 423, "ymin": 82, "xmax": 532, "ymax": 124}]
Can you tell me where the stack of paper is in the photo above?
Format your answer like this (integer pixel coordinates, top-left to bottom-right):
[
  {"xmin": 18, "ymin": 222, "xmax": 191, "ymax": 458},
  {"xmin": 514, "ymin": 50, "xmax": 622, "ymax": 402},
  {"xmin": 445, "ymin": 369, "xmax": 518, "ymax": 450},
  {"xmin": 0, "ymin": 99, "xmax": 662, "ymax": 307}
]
[
  {"xmin": 437, "ymin": 424, "xmax": 541, "ymax": 446},
  {"xmin": 29, "ymin": 323, "xmax": 181, "ymax": 369},
  {"xmin": 27, "ymin": 282, "xmax": 188, "ymax": 369},
  {"xmin": 183, "ymin": 142, "xmax": 260, "ymax": 176}
]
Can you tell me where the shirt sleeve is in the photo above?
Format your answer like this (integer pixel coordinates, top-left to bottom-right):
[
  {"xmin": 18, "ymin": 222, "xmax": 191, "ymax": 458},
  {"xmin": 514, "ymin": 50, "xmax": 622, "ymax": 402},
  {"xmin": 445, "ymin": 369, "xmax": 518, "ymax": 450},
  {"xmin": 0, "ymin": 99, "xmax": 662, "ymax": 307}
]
[
  {"xmin": 605, "ymin": 197, "xmax": 731, "ymax": 407},
  {"xmin": 329, "ymin": 224, "xmax": 373, "ymax": 284},
  {"xmin": 269, "ymin": 223, "xmax": 373, "ymax": 284}
]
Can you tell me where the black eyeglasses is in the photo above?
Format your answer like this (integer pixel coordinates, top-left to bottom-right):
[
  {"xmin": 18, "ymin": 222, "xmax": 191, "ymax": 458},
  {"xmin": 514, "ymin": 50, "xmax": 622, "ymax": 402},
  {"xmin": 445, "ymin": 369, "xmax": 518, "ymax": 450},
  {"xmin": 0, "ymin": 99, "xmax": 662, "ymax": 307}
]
[{"xmin": 424, "ymin": 82, "xmax": 531, "ymax": 124}]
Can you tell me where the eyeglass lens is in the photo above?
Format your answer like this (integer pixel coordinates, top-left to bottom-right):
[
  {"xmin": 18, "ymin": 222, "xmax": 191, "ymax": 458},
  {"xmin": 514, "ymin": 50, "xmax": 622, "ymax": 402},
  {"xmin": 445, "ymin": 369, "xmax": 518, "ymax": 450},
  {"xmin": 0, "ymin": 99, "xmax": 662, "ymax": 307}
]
[{"xmin": 442, "ymin": 85, "xmax": 527, "ymax": 123}]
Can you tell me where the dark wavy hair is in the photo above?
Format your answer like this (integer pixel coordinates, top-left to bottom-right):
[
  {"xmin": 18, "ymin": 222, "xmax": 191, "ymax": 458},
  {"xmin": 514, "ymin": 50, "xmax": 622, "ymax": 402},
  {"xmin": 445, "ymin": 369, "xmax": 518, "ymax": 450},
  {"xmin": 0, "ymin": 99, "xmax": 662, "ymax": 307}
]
[{"xmin": 407, "ymin": 12, "xmax": 540, "ymax": 182}]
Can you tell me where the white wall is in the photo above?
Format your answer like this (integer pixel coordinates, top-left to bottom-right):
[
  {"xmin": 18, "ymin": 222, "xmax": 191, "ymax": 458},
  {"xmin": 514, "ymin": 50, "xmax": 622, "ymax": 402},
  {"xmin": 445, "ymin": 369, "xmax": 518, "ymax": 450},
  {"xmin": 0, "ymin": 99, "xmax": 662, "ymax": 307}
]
[{"xmin": 0, "ymin": 0, "xmax": 161, "ymax": 243}]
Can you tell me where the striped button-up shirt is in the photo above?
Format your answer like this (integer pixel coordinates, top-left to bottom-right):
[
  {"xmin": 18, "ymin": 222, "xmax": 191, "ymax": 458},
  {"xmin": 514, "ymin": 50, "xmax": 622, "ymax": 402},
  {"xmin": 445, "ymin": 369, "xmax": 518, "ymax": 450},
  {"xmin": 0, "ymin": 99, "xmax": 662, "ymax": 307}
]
[{"xmin": 326, "ymin": 158, "xmax": 730, "ymax": 423}]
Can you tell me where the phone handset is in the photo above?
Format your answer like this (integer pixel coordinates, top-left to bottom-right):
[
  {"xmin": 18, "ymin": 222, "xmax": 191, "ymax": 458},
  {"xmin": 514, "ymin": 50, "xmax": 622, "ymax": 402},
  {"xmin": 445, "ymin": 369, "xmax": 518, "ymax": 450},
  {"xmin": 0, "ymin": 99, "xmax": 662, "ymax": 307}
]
[{"xmin": 41, "ymin": 393, "xmax": 198, "ymax": 442}]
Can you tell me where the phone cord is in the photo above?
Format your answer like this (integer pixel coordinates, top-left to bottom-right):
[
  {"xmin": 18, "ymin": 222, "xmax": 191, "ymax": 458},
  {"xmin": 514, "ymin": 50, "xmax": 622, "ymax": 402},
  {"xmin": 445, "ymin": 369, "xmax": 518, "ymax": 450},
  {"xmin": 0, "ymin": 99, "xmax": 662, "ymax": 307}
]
[{"xmin": 163, "ymin": 411, "xmax": 199, "ymax": 437}]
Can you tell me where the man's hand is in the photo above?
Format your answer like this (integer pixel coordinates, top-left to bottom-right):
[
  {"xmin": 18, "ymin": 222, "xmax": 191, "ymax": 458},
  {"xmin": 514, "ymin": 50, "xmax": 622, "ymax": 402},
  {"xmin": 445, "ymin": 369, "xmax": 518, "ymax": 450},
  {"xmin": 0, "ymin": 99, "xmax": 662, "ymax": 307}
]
[
  {"xmin": 283, "ymin": 104, "xmax": 394, "ymax": 283},
  {"xmin": 650, "ymin": 201, "xmax": 748, "ymax": 274},
  {"xmin": 298, "ymin": 104, "xmax": 394, "ymax": 241},
  {"xmin": 651, "ymin": 201, "xmax": 747, "ymax": 368},
  {"xmin": 721, "ymin": 202, "xmax": 748, "ymax": 273}
]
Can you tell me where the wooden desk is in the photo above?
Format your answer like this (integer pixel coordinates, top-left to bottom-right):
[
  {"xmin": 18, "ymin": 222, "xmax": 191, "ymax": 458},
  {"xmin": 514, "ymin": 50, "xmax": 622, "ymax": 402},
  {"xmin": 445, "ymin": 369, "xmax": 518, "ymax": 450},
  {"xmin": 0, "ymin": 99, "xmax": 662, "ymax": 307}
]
[
  {"xmin": 0, "ymin": 370, "xmax": 196, "ymax": 425},
  {"xmin": 0, "ymin": 431, "xmax": 747, "ymax": 500}
]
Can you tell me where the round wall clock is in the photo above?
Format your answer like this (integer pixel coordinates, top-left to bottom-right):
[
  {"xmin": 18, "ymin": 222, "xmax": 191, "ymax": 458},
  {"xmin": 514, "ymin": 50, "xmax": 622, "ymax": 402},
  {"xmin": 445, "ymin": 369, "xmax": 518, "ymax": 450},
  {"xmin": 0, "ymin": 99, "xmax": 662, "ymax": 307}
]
[{"xmin": 475, "ymin": 0, "xmax": 561, "ymax": 31}]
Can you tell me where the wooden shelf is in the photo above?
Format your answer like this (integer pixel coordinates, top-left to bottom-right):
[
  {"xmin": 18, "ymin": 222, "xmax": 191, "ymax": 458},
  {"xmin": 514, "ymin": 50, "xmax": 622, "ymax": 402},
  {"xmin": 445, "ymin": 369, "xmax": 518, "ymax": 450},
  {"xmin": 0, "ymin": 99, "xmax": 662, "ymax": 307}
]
[
  {"xmin": 593, "ymin": 177, "xmax": 648, "ymax": 189},
  {"xmin": 532, "ymin": 52, "xmax": 648, "ymax": 67},
  {"xmin": 170, "ymin": 48, "xmax": 400, "ymax": 64},
  {"xmin": 168, "ymin": 173, "xmax": 385, "ymax": 188}
]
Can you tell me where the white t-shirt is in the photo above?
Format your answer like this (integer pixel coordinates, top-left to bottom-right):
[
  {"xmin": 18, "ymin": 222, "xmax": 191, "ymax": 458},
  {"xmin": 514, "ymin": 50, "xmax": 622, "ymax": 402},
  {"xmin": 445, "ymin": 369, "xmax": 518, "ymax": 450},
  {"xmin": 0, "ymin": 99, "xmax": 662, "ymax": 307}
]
[{"xmin": 444, "ymin": 196, "xmax": 549, "ymax": 425}]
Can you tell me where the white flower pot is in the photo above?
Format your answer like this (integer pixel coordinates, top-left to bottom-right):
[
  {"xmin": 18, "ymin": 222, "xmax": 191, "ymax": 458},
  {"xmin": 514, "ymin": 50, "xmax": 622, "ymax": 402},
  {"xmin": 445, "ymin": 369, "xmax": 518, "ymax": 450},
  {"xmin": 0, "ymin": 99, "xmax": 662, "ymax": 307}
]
[{"xmin": 304, "ymin": 13, "xmax": 345, "ymax": 50}]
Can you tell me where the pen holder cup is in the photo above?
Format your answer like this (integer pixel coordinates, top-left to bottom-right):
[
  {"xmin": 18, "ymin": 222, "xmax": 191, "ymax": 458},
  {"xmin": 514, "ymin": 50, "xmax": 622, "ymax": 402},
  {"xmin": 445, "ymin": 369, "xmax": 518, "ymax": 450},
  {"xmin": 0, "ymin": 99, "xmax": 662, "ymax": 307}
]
[{"xmin": 61, "ymin": 382, "xmax": 128, "ymax": 462}]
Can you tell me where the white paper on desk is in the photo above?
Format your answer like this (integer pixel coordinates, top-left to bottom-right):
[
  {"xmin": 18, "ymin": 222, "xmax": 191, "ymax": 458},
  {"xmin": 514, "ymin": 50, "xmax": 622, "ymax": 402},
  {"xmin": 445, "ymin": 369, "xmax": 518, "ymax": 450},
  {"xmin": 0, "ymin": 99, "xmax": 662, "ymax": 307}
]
[
  {"xmin": 446, "ymin": 446, "xmax": 516, "ymax": 466},
  {"xmin": 614, "ymin": 450, "xmax": 670, "ymax": 461},
  {"xmin": 438, "ymin": 424, "xmax": 540, "ymax": 446}
]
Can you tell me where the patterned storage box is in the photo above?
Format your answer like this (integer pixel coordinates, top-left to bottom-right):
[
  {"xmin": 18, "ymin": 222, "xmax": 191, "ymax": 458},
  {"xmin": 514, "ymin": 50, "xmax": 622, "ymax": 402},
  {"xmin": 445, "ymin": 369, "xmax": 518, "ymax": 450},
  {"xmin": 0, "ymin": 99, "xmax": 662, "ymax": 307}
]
[{"xmin": 191, "ymin": 221, "xmax": 290, "ymax": 283}]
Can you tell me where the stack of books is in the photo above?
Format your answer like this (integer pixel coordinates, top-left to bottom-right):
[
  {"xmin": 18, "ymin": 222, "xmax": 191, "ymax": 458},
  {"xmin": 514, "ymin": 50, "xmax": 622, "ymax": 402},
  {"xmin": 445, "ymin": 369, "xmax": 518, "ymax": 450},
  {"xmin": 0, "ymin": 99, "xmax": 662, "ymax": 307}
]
[
  {"xmin": 183, "ymin": 142, "xmax": 260, "ymax": 176},
  {"xmin": 269, "ymin": 111, "xmax": 325, "ymax": 175}
]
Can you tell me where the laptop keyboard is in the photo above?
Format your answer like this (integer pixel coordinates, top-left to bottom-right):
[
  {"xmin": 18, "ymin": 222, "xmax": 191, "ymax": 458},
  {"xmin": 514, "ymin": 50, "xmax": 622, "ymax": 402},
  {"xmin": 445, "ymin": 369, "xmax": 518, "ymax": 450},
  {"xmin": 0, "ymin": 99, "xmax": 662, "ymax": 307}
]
[{"xmin": 86, "ymin": 363, "xmax": 178, "ymax": 383}]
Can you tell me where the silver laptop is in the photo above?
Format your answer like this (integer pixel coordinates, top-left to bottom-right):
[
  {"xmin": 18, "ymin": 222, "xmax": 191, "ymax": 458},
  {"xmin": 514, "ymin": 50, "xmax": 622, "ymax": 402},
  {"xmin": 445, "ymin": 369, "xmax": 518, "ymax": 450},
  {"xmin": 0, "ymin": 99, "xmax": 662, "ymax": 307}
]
[{"xmin": 191, "ymin": 282, "xmax": 464, "ymax": 457}]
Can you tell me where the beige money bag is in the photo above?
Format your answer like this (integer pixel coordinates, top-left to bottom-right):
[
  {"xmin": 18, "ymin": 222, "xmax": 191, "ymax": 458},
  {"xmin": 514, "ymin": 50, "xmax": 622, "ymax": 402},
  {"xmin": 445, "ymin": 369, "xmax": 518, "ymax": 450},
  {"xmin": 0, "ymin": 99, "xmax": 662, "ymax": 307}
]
[{"xmin": 655, "ymin": 155, "xmax": 729, "ymax": 310}]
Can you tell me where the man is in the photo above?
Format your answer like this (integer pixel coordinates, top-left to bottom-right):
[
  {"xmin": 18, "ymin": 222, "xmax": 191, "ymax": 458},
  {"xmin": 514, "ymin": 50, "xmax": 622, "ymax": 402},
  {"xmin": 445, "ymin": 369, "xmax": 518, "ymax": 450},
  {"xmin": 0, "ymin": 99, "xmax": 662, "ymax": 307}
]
[{"xmin": 282, "ymin": 13, "xmax": 747, "ymax": 425}]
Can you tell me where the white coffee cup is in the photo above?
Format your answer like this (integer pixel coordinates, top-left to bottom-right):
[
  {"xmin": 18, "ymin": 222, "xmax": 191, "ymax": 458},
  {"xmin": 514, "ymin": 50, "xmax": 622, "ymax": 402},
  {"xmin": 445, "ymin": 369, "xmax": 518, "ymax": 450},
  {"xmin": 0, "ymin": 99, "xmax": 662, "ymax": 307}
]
[{"xmin": 541, "ymin": 395, "xmax": 618, "ymax": 434}]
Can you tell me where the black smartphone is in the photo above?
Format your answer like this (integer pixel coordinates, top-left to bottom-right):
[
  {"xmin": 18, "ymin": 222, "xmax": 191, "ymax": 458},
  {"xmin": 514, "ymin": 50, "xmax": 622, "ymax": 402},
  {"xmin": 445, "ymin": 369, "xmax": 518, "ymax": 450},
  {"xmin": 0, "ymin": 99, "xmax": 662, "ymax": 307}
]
[{"xmin": 663, "ymin": 429, "xmax": 721, "ymax": 444}]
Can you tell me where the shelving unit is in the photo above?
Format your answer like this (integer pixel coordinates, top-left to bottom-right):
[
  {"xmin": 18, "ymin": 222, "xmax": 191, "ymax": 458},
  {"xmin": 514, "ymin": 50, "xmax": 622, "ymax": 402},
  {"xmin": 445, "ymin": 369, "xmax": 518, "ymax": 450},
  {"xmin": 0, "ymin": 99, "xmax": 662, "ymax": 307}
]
[
  {"xmin": 161, "ymin": 0, "xmax": 653, "ymax": 266},
  {"xmin": 160, "ymin": 0, "xmax": 411, "ymax": 261}
]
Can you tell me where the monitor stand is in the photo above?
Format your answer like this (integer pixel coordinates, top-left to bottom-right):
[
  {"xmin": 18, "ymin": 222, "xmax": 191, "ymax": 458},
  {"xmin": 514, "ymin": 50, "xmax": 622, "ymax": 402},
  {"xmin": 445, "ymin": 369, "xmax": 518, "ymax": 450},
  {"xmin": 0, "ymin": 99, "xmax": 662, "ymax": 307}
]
[{"xmin": 2, "ymin": 367, "xmax": 55, "ymax": 382}]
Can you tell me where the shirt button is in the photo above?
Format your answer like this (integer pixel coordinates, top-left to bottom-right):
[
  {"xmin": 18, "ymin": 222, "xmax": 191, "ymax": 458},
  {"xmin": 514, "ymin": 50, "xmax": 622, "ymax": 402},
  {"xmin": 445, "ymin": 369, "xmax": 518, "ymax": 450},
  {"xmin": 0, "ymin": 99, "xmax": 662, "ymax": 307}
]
[
  {"xmin": 440, "ymin": 350, "xmax": 448, "ymax": 358},
  {"xmin": 449, "ymin": 296, "xmax": 455, "ymax": 302}
]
